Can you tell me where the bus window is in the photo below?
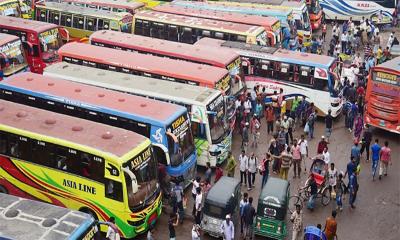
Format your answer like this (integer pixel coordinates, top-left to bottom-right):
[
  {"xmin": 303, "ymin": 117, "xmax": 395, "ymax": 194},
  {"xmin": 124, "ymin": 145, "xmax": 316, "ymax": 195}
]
[
  {"xmin": 48, "ymin": 10, "xmax": 60, "ymax": 25},
  {"xmin": 61, "ymin": 13, "xmax": 73, "ymax": 27},
  {"xmin": 191, "ymin": 122, "xmax": 207, "ymax": 140},
  {"xmin": 0, "ymin": 132, "xmax": 6, "ymax": 154},
  {"xmin": 66, "ymin": 148, "xmax": 82, "ymax": 174},
  {"xmin": 237, "ymin": 35, "xmax": 246, "ymax": 42},
  {"xmin": 37, "ymin": 9, "xmax": 47, "ymax": 22},
  {"xmin": 202, "ymin": 30, "xmax": 211, "ymax": 38},
  {"xmin": 153, "ymin": 145, "xmax": 167, "ymax": 166},
  {"xmin": 31, "ymin": 140, "xmax": 54, "ymax": 167},
  {"xmin": 279, "ymin": 63, "xmax": 290, "ymax": 81},
  {"xmin": 288, "ymin": 64, "xmax": 295, "ymax": 81},
  {"xmin": 85, "ymin": 17, "xmax": 96, "ymax": 31},
  {"xmin": 101, "ymin": 6, "xmax": 111, "ymax": 11},
  {"xmin": 8, "ymin": 135, "xmax": 20, "ymax": 158},
  {"xmin": 73, "ymin": 15, "xmax": 85, "ymax": 29},
  {"xmin": 106, "ymin": 179, "xmax": 123, "ymax": 201},
  {"xmin": 314, "ymin": 78, "xmax": 329, "ymax": 91},
  {"xmin": 215, "ymin": 32, "xmax": 224, "ymax": 40},
  {"xmin": 151, "ymin": 22, "xmax": 165, "ymax": 39},
  {"xmin": 87, "ymin": 4, "xmax": 97, "ymax": 9},
  {"xmin": 299, "ymin": 66, "xmax": 313, "ymax": 85},
  {"xmin": 167, "ymin": 25, "xmax": 178, "ymax": 41},
  {"xmin": 181, "ymin": 27, "xmax": 193, "ymax": 44},
  {"xmin": 98, "ymin": 19, "xmax": 110, "ymax": 30},
  {"xmin": 142, "ymin": 21, "xmax": 151, "ymax": 37},
  {"xmin": 54, "ymin": 146, "xmax": 68, "ymax": 171}
]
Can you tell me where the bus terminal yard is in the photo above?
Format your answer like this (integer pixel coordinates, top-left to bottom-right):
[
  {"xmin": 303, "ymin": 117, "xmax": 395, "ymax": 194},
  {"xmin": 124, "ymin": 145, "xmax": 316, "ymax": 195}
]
[{"xmin": 0, "ymin": 0, "xmax": 399, "ymax": 240}]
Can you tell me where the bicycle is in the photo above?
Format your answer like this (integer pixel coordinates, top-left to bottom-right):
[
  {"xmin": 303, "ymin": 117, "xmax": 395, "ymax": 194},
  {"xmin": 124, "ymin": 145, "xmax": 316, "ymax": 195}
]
[{"xmin": 289, "ymin": 182, "xmax": 331, "ymax": 214}]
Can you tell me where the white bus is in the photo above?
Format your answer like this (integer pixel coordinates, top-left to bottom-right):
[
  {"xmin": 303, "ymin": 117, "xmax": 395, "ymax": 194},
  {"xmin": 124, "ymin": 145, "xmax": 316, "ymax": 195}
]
[{"xmin": 44, "ymin": 62, "xmax": 232, "ymax": 167}]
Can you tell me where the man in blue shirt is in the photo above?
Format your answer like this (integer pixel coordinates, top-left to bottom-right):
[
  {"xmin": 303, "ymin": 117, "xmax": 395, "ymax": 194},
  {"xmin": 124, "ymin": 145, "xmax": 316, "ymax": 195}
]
[
  {"xmin": 370, "ymin": 139, "xmax": 381, "ymax": 180},
  {"xmin": 351, "ymin": 140, "xmax": 361, "ymax": 165},
  {"xmin": 348, "ymin": 171, "xmax": 358, "ymax": 209},
  {"xmin": 345, "ymin": 156, "xmax": 357, "ymax": 182}
]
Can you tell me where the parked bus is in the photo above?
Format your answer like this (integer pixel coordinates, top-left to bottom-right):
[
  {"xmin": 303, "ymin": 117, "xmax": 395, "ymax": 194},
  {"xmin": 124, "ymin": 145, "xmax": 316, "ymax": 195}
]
[
  {"xmin": 196, "ymin": 38, "xmax": 343, "ymax": 117},
  {"xmin": 60, "ymin": 0, "xmax": 145, "ymax": 14},
  {"xmin": 319, "ymin": 0, "xmax": 397, "ymax": 24},
  {"xmin": 0, "ymin": 72, "xmax": 197, "ymax": 187},
  {"xmin": 0, "ymin": 99, "xmax": 162, "ymax": 238},
  {"xmin": 89, "ymin": 30, "xmax": 244, "ymax": 96},
  {"xmin": 135, "ymin": 0, "xmax": 164, "ymax": 8},
  {"xmin": 152, "ymin": 3, "xmax": 281, "ymax": 46},
  {"xmin": 0, "ymin": 33, "xmax": 28, "ymax": 79},
  {"xmin": 171, "ymin": 1, "xmax": 297, "ymax": 42},
  {"xmin": 306, "ymin": 0, "xmax": 323, "ymax": 30},
  {"xmin": 35, "ymin": 1, "xmax": 133, "ymax": 40},
  {"xmin": 0, "ymin": 193, "xmax": 99, "ymax": 240},
  {"xmin": 0, "ymin": 0, "xmax": 31, "ymax": 18},
  {"xmin": 44, "ymin": 62, "xmax": 232, "ymax": 167},
  {"xmin": 133, "ymin": 10, "xmax": 268, "ymax": 46},
  {"xmin": 58, "ymin": 42, "xmax": 232, "ymax": 95},
  {"xmin": 0, "ymin": 16, "xmax": 65, "ymax": 74},
  {"xmin": 365, "ymin": 57, "xmax": 400, "ymax": 134}
]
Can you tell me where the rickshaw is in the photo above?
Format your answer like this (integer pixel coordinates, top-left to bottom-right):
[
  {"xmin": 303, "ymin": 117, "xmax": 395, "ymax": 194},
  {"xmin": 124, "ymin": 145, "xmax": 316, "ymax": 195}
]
[
  {"xmin": 254, "ymin": 177, "xmax": 289, "ymax": 240},
  {"xmin": 201, "ymin": 176, "xmax": 241, "ymax": 238},
  {"xmin": 304, "ymin": 226, "xmax": 327, "ymax": 240}
]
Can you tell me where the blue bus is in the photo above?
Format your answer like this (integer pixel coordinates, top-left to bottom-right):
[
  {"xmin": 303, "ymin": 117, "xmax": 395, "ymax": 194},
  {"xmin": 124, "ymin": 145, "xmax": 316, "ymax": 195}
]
[{"xmin": 0, "ymin": 72, "xmax": 197, "ymax": 187}]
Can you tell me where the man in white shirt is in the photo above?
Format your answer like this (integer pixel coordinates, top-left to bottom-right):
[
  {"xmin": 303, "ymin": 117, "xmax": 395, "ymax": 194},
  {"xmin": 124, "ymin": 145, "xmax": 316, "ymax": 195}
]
[
  {"xmin": 298, "ymin": 135, "xmax": 308, "ymax": 171},
  {"xmin": 341, "ymin": 31, "xmax": 348, "ymax": 53},
  {"xmin": 194, "ymin": 187, "xmax": 203, "ymax": 224},
  {"xmin": 192, "ymin": 224, "xmax": 201, "ymax": 240},
  {"xmin": 106, "ymin": 217, "xmax": 118, "ymax": 240},
  {"xmin": 239, "ymin": 150, "xmax": 249, "ymax": 186},
  {"xmin": 191, "ymin": 176, "xmax": 201, "ymax": 216},
  {"xmin": 322, "ymin": 147, "xmax": 331, "ymax": 165},
  {"xmin": 220, "ymin": 214, "xmax": 235, "ymax": 240}
]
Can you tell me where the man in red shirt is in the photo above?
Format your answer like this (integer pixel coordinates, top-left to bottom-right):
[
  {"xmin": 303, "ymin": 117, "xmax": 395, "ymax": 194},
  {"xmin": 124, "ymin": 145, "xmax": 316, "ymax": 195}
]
[
  {"xmin": 317, "ymin": 136, "xmax": 328, "ymax": 154},
  {"xmin": 379, "ymin": 141, "xmax": 392, "ymax": 180},
  {"xmin": 356, "ymin": 85, "xmax": 365, "ymax": 97}
]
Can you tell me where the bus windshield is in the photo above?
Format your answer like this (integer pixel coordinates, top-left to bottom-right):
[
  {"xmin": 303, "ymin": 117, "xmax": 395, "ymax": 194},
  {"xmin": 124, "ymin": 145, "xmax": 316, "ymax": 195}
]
[
  {"xmin": 167, "ymin": 114, "xmax": 195, "ymax": 167},
  {"xmin": 207, "ymin": 94, "xmax": 229, "ymax": 144},
  {"xmin": 0, "ymin": 39, "xmax": 27, "ymax": 76},
  {"xmin": 125, "ymin": 146, "xmax": 158, "ymax": 210},
  {"xmin": 309, "ymin": 0, "xmax": 321, "ymax": 15},
  {"xmin": 302, "ymin": 9, "xmax": 311, "ymax": 31},
  {"xmin": 256, "ymin": 31, "xmax": 268, "ymax": 46},
  {"xmin": 39, "ymin": 28, "xmax": 63, "ymax": 63}
]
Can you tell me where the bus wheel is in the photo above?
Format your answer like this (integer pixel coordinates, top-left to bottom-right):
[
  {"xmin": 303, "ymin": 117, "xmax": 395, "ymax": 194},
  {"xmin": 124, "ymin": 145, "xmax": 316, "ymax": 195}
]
[
  {"xmin": 80, "ymin": 207, "xmax": 98, "ymax": 221},
  {"xmin": 0, "ymin": 185, "xmax": 8, "ymax": 194}
]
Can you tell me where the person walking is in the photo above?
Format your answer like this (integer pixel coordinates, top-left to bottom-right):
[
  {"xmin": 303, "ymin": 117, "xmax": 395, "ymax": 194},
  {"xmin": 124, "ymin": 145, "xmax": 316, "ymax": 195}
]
[
  {"xmin": 317, "ymin": 136, "xmax": 328, "ymax": 154},
  {"xmin": 291, "ymin": 141, "xmax": 301, "ymax": 178},
  {"xmin": 322, "ymin": 22, "xmax": 327, "ymax": 41},
  {"xmin": 220, "ymin": 214, "xmax": 234, "ymax": 240},
  {"xmin": 307, "ymin": 110, "xmax": 317, "ymax": 139},
  {"xmin": 191, "ymin": 224, "xmax": 201, "ymax": 240},
  {"xmin": 204, "ymin": 162, "xmax": 212, "ymax": 183},
  {"xmin": 370, "ymin": 139, "xmax": 381, "ymax": 180},
  {"xmin": 240, "ymin": 193, "xmax": 248, "ymax": 237},
  {"xmin": 353, "ymin": 114, "xmax": 364, "ymax": 141},
  {"xmin": 324, "ymin": 210, "xmax": 338, "ymax": 240},
  {"xmin": 260, "ymin": 153, "xmax": 271, "ymax": 188},
  {"xmin": 269, "ymin": 138, "xmax": 281, "ymax": 174},
  {"xmin": 194, "ymin": 187, "xmax": 203, "ymax": 224},
  {"xmin": 325, "ymin": 109, "xmax": 333, "ymax": 143},
  {"xmin": 191, "ymin": 177, "xmax": 201, "ymax": 216},
  {"xmin": 298, "ymin": 135, "xmax": 309, "ymax": 171},
  {"xmin": 360, "ymin": 125, "xmax": 373, "ymax": 162},
  {"xmin": 247, "ymin": 153, "xmax": 258, "ymax": 190},
  {"xmin": 290, "ymin": 204, "xmax": 303, "ymax": 240},
  {"xmin": 327, "ymin": 163, "xmax": 338, "ymax": 198},
  {"xmin": 348, "ymin": 171, "xmax": 358, "ymax": 209},
  {"xmin": 280, "ymin": 147, "xmax": 292, "ymax": 180},
  {"xmin": 172, "ymin": 182, "xmax": 184, "ymax": 224},
  {"xmin": 345, "ymin": 156, "xmax": 357, "ymax": 182},
  {"xmin": 239, "ymin": 151, "xmax": 249, "ymax": 186},
  {"xmin": 265, "ymin": 105, "xmax": 275, "ymax": 134},
  {"xmin": 281, "ymin": 115, "xmax": 290, "ymax": 145},
  {"xmin": 335, "ymin": 173, "xmax": 346, "ymax": 211},
  {"xmin": 243, "ymin": 197, "xmax": 256, "ymax": 240},
  {"xmin": 351, "ymin": 140, "xmax": 361, "ymax": 165},
  {"xmin": 214, "ymin": 166, "xmax": 223, "ymax": 183},
  {"xmin": 242, "ymin": 122, "xmax": 250, "ymax": 151},
  {"xmin": 225, "ymin": 153, "xmax": 237, "ymax": 177},
  {"xmin": 379, "ymin": 141, "xmax": 392, "ymax": 180},
  {"xmin": 250, "ymin": 115, "xmax": 261, "ymax": 148},
  {"xmin": 168, "ymin": 213, "xmax": 179, "ymax": 240}
]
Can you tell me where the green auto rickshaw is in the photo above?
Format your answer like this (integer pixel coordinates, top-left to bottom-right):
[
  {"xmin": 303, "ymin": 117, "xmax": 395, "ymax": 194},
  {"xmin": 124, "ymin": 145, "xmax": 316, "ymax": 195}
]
[{"xmin": 254, "ymin": 177, "xmax": 290, "ymax": 240}]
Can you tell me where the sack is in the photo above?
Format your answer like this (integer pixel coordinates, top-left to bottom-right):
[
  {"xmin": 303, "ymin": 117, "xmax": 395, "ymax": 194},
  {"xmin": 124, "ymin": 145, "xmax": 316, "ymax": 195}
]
[
  {"xmin": 304, "ymin": 122, "xmax": 310, "ymax": 133},
  {"xmin": 331, "ymin": 190, "xmax": 337, "ymax": 199}
]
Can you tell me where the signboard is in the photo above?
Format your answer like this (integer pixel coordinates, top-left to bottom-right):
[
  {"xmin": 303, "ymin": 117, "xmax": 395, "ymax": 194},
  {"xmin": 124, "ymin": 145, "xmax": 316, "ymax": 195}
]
[
  {"xmin": 373, "ymin": 71, "xmax": 399, "ymax": 86},
  {"xmin": 0, "ymin": 40, "xmax": 22, "ymax": 58},
  {"xmin": 168, "ymin": 114, "xmax": 190, "ymax": 139},
  {"xmin": 39, "ymin": 28, "xmax": 59, "ymax": 44},
  {"xmin": 216, "ymin": 74, "xmax": 231, "ymax": 93},
  {"xmin": 124, "ymin": 146, "xmax": 152, "ymax": 172}
]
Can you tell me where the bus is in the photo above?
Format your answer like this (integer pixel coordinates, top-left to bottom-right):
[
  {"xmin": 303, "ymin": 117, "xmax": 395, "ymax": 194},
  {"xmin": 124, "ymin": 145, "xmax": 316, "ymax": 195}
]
[
  {"xmin": 44, "ymin": 62, "xmax": 232, "ymax": 167},
  {"xmin": 0, "ymin": 193, "xmax": 99, "ymax": 240},
  {"xmin": 306, "ymin": 0, "xmax": 324, "ymax": 30},
  {"xmin": 0, "ymin": 99, "xmax": 162, "ymax": 238},
  {"xmin": 133, "ymin": 10, "xmax": 268, "ymax": 46},
  {"xmin": 319, "ymin": 0, "xmax": 397, "ymax": 24},
  {"xmin": 58, "ymin": 42, "xmax": 233, "ymax": 95},
  {"xmin": 34, "ymin": 1, "xmax": 133, "ymax": 40},
  {"xmin": 59, "ymin": 0, "xmax": 145, "ymax": 14},
  {"xmin": 0, "ymin": 0, "xmax": 31, "ymax": 18},
  {"xmin": 0, "ymin": 72, "xmax": 197, "ymax": 187},
  {"xmin": 89, "ymin": 30, "xmax": 244, "ymax": 96},
  {"xmin": 0, "ymin": 33, "xmax": 29, "ymax": 79},
  {"xmin": 0, "ymin": 16, "xmax": 65, "ymax": 74},
  {"xmin": 171, "ymin": 0, "xmax": 297, "ymax": 42},
  {"xmin": 152, "ymin": 3, "xmax": 281, "ymax": 46},
  {"xmin": 195, "ymin": 38, "xmax": 343, "ymax": 117},
  {"xmin": 365, "ymin": 57, "xmax": 400, "ymax": 134}
]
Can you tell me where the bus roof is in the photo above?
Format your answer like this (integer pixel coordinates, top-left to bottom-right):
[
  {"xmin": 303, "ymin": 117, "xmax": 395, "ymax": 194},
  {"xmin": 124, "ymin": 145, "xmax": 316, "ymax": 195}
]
[
  {"xmin": 0, "ymin": 33, "xmax": 19, "ymax": 46},
  {"xmin": 0, "ymin": 99, "xmax": 147, "ymax": 157},
  {"xmin": 44, "ymin": 62, "xmax": 221, "ymax": 106},
  {"xmin": 374, "ymin": 56, "xmax": 400, "ymax": 73},
  {"xmin": 0, "ymin": 193, "xmax": 95, "ymax": 240},
  {"xmin": 225, "ymin": 0, "xmax": 304, "ymax": 8},
  {"xmin": 58, "ymin": 42, "xmax": 229, "ymax": 85},
  {"xmin": 0, "ymin": 16, "xmax": 58, "ymax": 33},
  {"xmin": 64, "ymin": 0, "xmax": 145, "ymax": 9},
  {"xmin": 37, "ymin": 2, "xmax": 132, "ymax": 19},
  {"xmin": 135, "ymin": 10, "xmax": 265, "ymax": 34},
  {"xmin": 2, "ymin": 72, "xmax": 185, "ymax": 125},
  {"xmin": 89, "ymin": 30, "xmax": 239, "ymax": 67},
  {"xmin": 272, "ymin": 49, "xmax": 335, "ymax": 67},
  {"xmin": 152, "ymin": 4, "xmax": 280, "ymax": 27}
]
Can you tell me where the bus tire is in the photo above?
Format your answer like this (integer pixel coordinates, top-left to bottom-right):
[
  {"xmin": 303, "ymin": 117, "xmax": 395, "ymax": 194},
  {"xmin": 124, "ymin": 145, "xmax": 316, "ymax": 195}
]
[
  {"xmin": 80, "ymin": 207, "xmax": 98, "ymax": 221},
  {"xmin": 0, "ymin": 185, "xmax": 8, "ymax": 194}
]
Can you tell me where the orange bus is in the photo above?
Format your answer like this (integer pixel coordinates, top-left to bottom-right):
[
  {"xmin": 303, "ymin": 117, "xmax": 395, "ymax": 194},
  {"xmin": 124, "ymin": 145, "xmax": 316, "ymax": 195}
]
[
  {"xmin": 0, "ymin": 16, "xmax": 65, "ymax": 74},
  {"xmin": 152, "ymin": 3, "xmax": 281, "ymax": 46},
  {"xmin": 58, "ymin": 42, "xmax": 233, "ymax": 94},
  {"xmin": 90, "ymin": 30, "xmax": 244, "ymax": 95},
  {"xmin": 365, "ymin": 57, "xmax": 400, "ymax": 134}
]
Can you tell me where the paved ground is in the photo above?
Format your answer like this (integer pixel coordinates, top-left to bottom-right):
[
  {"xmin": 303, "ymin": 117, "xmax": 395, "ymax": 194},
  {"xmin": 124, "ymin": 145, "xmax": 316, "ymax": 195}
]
[{"xmin": 147, "ymin": 25, "xmax": 400, "ymax": 240}]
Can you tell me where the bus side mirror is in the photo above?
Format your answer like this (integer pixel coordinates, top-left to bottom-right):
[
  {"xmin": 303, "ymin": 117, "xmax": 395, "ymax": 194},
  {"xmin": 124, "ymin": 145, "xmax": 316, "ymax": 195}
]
[{"xmin": 123, "ymin": 167, "xmax": 138, "ymax": 194}]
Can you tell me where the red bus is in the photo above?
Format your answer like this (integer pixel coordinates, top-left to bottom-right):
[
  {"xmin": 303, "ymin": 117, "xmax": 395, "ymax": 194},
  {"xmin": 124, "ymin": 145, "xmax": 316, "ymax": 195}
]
[
  {"xmin": 365, "ymin": 57, "xmax": 400, "ymax": 134},
  {"xmin": 58, "ymin": 42, "xmax": 233, "ymax": 94},
  {"xmin": 0, "ymin": 33, "xmax": 29, "ymax": 79},
  {"xmin": 90, "ymin": 30, "xmax": 244, "ymax": 95},
  {"xmin": 0, "ymin": 16, "xmax": 65, "ymax": 74},
  {"xmin": 152, "ymin": 3, "xmax": 281, "ymax": 46}
]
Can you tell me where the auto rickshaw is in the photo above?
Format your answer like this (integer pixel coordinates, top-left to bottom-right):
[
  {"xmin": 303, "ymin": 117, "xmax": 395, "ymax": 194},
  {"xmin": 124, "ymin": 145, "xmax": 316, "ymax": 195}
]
[
  {"xmin": 254, "ymin": 177, "xmax": 290, "ymax": 240},
  {"xmin": 201, "ymin": 176, "xmax": 241, "ymax": 238}
]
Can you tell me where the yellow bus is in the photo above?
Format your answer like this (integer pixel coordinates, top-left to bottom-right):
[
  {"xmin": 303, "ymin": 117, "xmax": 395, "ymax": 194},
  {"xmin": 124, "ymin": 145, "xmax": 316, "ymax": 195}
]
[
  {"xmin": 134, "ymin": 10, "xmax": 268, "ymax": 45},
  {"xmin": 35, "ymin": 1, "xmax": 133, "ymax": 40},
  {"xmin": 61, "ymin": 0, "xmax": 145, "ymax": 14},
  {"xmin": 0, "ymin": 99, "xmax": 162, "ymax": 239},
  {"xmin": 0, "ymin": 0, "xmax": 31, "ymax": 19}
]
